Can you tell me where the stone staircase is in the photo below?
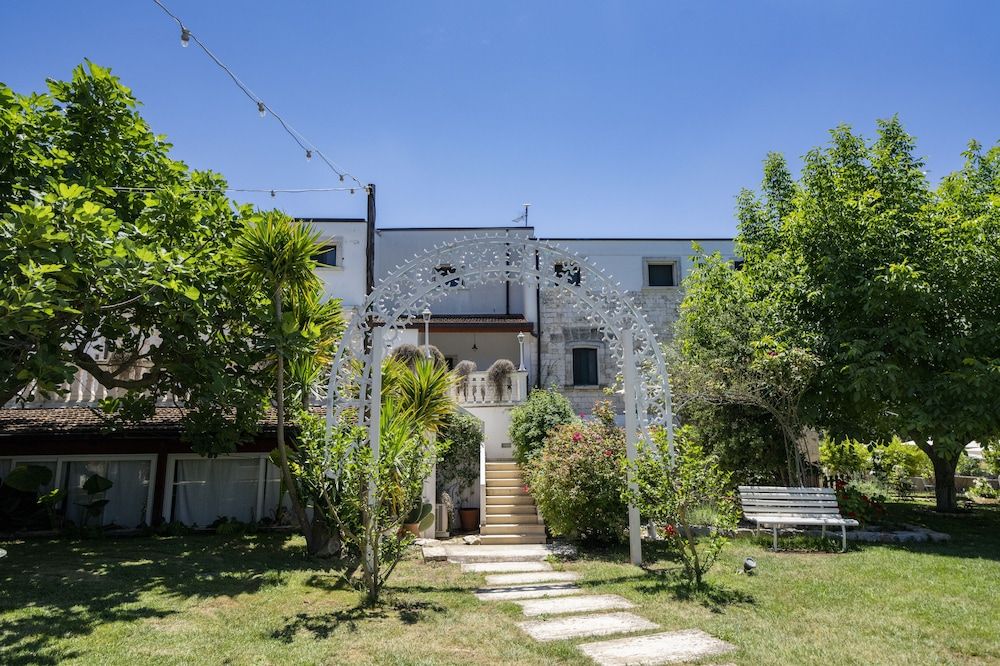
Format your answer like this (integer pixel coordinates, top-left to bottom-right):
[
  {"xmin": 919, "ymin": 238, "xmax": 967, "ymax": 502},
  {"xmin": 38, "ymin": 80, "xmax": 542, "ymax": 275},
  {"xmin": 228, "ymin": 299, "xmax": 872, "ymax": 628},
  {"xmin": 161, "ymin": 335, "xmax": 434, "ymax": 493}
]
[{"xmin": 481, "ymin": 461, "xmax": 546, "ymax": 545}]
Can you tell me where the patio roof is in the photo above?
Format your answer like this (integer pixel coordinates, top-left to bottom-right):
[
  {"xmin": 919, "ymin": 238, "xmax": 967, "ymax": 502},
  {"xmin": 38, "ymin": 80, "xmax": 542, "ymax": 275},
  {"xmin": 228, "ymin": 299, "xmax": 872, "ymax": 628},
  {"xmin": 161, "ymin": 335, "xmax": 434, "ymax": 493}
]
[{"xmin": 403, "ymin": 314, "xmax": 534, "ymax": 333}]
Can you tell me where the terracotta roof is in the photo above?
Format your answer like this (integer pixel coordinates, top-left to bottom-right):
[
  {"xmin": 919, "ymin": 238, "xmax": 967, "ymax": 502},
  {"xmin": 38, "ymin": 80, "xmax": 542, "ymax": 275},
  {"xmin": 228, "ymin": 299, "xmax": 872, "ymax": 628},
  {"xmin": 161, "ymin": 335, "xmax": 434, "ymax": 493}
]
[
  {"xmin": 0, "ymin": 406, "xmax": 321, "ymax": 436},
  {"xmin": 403, "ymin": 314, "xmax": 534, "ymax": 332}
]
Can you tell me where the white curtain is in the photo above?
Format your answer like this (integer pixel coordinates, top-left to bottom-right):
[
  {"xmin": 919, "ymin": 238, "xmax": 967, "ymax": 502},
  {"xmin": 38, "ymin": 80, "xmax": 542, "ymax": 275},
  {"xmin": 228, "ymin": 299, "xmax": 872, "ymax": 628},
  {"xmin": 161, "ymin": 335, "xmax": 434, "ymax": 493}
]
[
  {"xmin": 11, "ymin": 460, "xmax": 57, "ymax": 492},
  {"xmin": 262, "ymin": 461, "xmax": 294, "ymax": 523},
  {"xmin": 0, "ymin": 459, "xmax": 10, "ymax": 483},
  {"xmin": 63, "ymin": 460, "xmax": 151, "ymax": 528},
  {"xmin": 172, "ymin": 458, "xmax": 260, "ymax": 526}
]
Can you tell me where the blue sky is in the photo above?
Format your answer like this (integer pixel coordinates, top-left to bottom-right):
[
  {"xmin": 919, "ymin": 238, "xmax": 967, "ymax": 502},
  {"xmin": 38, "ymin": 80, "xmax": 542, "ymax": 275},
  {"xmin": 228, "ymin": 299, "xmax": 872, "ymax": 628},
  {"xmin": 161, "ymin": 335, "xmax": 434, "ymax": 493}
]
[{"xmin": 2, "ymin": 2, "xmax": 998, "ymax": 237}]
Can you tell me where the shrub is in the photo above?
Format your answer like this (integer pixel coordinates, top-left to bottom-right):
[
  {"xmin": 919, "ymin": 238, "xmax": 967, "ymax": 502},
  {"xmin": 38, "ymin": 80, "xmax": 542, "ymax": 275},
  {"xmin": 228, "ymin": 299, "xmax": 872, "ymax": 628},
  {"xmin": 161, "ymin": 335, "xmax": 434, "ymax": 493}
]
[
  {"xmin": 819, "ymin": 439, "xmax": 870, "ymax": 478},
  {"xmin": 834, "ymin": 479, "xmax": 886, "ymax": 525},
  {"xmin": 509, "ymin": 388, "xmax": 576, "ymax": 465},
  {"xmin": 968, "ymin": 478, "xmax": 999, "ymax": 500},
  {"xmin": 872, "ymin": 437, "xmax": 933, "ymax": 480},
  {"xmin": 957, "ymin": 453, "xmax": 987, "ymax": 477},
  {"xmin": 633, "ymin": 426, "xmax": 739, "ymax": 588},
  {"xmin": 436, "ymin": 411, "xmax": 484, "ymax": 508},
  {"xmin": 984, "ymin": 446, "xmax": 1000, "ymax": 477},
  {"xmin": 526, "ymin": 401, "xmax": 626, "ymax": 543}
]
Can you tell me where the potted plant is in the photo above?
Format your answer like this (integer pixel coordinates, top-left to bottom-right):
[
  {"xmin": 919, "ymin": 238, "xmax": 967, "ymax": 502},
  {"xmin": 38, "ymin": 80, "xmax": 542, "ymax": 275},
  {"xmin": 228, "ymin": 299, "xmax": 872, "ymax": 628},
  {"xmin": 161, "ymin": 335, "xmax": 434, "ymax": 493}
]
[
  {"xmin": 458, "ymin": 506, "xmax": 480, "ymax": 532},
  {"xmin": 487, "ymin": 359, "xmax": 516, "ymax": 401},
  {"xmin": 402, "ymin": 500, "xmax": 434, "ymax": 536}
]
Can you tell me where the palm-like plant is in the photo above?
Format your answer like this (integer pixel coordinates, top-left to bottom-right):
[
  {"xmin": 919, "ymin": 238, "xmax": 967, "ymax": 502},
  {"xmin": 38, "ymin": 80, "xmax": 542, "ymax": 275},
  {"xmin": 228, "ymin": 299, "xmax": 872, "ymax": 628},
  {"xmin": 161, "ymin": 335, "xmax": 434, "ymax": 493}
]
[
  {"xmin": 382, "ymin": 356, "xmax": 455, "ymax": 436},
  {"xmin": 232, "ymin": 212, "xmax": 328, "ymax": 552}
]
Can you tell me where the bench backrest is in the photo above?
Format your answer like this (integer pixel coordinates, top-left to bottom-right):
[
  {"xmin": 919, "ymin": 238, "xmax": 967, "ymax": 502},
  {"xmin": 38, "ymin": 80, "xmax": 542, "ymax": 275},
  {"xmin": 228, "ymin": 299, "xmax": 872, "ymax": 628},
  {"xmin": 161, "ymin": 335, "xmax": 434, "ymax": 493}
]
[{"xmin": 737, "ymin": 485, "xmax": 844, "ymax": 519}]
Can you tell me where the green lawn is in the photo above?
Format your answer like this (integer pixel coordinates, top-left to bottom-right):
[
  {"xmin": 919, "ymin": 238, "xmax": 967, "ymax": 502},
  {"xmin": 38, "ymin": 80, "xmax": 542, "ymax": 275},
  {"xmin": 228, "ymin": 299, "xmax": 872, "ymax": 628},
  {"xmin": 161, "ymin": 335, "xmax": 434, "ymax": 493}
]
[{"xmin": 1, "ymin": 502, "xmax": 998, "ymax": 665}]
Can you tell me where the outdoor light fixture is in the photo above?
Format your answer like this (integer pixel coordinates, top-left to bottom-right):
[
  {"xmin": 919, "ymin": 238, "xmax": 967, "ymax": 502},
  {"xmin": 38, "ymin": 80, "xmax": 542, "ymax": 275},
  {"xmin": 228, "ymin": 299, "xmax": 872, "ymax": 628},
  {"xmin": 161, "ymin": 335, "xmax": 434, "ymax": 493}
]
[
  {"xmin": 180, "ymin": 27, "xmax": 190, "ymax": 47},
  {"xmin": 422, "ymin": 307, "xmax": 432, "ymax": 358},
  {"xmin": 472, "ymin": 334, "xmax": 478, "ymax": 351},
  {"xmin": 517, "ymin": 331, "xmax": 526, "ymax": 371}
]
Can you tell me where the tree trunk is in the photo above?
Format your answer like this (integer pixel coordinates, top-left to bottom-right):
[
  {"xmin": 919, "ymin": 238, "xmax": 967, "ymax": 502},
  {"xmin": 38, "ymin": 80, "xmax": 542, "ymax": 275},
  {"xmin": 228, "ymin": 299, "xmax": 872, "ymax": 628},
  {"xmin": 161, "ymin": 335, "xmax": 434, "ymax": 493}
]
[
  {"xmin": 273, "ymin": 290, "xmax": 314, "ymax": 552},
  {"xmin": 307, "ymin": 520, "xmax": 341, "ymax": 557},
  {"xmin": 930, "ymin": 453, "xmax": 958, "ymax": 512}
]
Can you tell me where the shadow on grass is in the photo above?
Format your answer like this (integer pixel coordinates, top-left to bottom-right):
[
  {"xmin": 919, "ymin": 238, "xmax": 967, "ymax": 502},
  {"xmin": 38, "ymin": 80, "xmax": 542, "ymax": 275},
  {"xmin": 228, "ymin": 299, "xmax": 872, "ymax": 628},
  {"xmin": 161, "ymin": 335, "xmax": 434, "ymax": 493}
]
[
  {"xmin": 635, "ymin": 566, "xmax": 756, "ymax": 613},
  {"xmin": 0, "ymin": 533, "xmax": 332, "ymax": 665},
  {"xmin": 271, "ymin": 599, "xmax": 446, "ymax": 642}
]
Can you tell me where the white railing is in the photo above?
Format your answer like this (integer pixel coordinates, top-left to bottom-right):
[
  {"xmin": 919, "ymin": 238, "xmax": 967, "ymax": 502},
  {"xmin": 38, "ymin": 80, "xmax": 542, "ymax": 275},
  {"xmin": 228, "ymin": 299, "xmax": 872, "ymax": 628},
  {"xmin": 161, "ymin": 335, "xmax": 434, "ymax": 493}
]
[
  {"xmin": 452, "ymin": 370, "xmax": 528, "ymax": 406},
  {"xmin": 479, "ymin": 440, "xmax": 487, "ymax": 528},
  {"xmin": 8, "ymin": 364, "xmax": 172, "ymax": 408}
]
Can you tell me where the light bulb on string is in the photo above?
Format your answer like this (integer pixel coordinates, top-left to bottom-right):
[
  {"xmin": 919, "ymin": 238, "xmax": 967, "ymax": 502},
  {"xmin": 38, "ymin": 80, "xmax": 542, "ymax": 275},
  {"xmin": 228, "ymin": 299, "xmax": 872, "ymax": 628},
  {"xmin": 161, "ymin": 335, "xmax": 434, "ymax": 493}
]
[
  {"xmin": 257, "ymin": 101, "xmax": 266, "ymax": 118},
  {"xmin": 180, "ymin": 27, "xmax": 190, "ymax": 47},
  {"xmin": 305, "ymin": 150, "xmax": 312, "ymax": 162},
  {"xmin": 339, "ymin": 174, "xmax": 345, "ymax": 182}
]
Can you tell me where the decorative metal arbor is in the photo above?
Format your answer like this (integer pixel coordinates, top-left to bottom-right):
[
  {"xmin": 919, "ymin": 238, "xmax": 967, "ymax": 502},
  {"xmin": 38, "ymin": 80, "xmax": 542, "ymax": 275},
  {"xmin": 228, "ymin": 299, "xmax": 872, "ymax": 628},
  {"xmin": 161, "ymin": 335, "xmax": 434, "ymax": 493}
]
[{"xmin": 325, "ymin": 233, "xmax": 676, "ymax": 564}]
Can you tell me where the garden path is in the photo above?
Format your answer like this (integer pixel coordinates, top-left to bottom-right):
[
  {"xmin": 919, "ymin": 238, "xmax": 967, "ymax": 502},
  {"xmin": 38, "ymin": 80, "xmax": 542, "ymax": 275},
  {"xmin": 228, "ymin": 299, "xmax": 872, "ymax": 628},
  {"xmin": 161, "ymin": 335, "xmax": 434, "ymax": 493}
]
[{"xmin": 437, "ymin": 547, "xmax": 737, "ymax": 665}]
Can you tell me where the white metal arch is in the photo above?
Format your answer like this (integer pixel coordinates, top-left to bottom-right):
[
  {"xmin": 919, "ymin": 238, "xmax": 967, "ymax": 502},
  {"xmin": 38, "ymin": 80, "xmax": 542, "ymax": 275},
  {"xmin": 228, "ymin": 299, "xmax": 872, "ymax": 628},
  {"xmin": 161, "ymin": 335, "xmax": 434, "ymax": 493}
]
[
  {"xmin": 324, "ymin": 233, "xmax": 676, "ymax": 564},
  {"xmin": 325, "ymin": 232, "xmax": 676, "ymax": 453}
]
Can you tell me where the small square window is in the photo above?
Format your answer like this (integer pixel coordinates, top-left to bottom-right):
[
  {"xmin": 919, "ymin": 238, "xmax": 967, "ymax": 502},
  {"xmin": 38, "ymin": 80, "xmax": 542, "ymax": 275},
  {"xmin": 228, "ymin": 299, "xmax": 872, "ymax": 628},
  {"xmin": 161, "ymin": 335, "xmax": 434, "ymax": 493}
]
[
  {"xmin": 554, "ymin": 263, "xmax": 582, "ymax": 286},
  {"xmin": 646, "ymin": 262, "xmax": 676, "ymax": 287},
  {"xmin": 314, "ymin": 244, "xmax": 338, "ymax": 267},
  {"xmin": 572, "ymin": 348, "xmax": 598, "ymax": 386}
]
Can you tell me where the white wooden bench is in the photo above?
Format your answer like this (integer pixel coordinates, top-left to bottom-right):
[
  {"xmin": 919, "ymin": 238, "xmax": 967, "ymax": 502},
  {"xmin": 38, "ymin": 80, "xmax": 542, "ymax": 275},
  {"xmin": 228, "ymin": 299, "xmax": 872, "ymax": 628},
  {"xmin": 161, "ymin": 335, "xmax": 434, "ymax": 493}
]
[{"xmin": 738, "ymin": 486, "xmax": 859, "ymax": 552}]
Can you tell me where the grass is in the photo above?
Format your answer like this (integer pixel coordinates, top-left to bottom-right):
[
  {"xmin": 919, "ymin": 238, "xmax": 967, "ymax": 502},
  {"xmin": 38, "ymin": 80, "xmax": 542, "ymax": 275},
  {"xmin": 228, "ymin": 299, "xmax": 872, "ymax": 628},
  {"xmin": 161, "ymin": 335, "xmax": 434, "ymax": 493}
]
[{"xmin": 1, "ymin": 501, "xmax": 998, "ymax": 665}]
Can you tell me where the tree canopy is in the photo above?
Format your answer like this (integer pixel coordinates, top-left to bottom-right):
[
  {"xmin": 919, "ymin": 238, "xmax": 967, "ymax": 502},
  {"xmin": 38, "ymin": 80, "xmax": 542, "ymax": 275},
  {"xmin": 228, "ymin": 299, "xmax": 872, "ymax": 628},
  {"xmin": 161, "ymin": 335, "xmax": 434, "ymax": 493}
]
[
  {"xmin": 0, "ymin": 61, "xmax": 314, "ymax": 454},
  {"xmin": 677, "ymin": 117, "xmax": 1000, "ymax": 510}
]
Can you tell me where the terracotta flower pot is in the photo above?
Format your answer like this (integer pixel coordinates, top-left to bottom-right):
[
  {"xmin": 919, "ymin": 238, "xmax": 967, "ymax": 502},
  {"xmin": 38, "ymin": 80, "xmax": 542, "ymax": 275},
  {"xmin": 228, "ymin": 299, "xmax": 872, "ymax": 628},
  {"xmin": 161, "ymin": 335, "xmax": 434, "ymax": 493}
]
[
  {"xmin": 402, "ymin": 522, "xmax": 421, "ymax": 536},
  {"xmin": 458, "ymin": 507, "xmax": 479, "ymax": 532}
]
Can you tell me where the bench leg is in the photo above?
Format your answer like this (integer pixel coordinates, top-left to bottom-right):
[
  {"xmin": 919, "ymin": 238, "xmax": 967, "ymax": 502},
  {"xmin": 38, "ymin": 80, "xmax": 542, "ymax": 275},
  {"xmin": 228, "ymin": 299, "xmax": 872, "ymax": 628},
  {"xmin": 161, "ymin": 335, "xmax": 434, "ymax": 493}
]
[
  {"xmin": 821, "ymin": 525, "xmax": 826, "ymax": 540},
  {"xmin": 841, "ymin": 525, "xmax": 847, "ymax": 553},
  {"xmin": 772, "ymin": 526, "xmax": 778, "ymax": 552}
]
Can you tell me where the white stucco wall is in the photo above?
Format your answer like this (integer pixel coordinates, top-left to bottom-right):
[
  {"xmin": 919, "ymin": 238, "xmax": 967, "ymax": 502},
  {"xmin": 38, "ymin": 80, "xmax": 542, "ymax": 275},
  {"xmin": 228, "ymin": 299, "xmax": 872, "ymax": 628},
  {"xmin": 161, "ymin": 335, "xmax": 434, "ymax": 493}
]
[
  {"xmin": 303, "ymin": 219, "xmax": 369, "ymax": 315},
  {"xmin": 462, "ymin": 404, "xmax": 516, "ymax": 462}
]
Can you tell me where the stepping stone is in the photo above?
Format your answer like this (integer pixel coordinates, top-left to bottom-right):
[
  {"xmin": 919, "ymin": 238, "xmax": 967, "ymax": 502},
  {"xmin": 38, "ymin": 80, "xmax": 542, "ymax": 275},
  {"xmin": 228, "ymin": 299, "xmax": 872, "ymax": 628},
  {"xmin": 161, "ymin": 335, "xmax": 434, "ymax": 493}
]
[
  {"xmin": 516, "ymin": 594, "xmax": 635, "ymax": 617},
  {"xmin": 474, "ymin": 583, "xmax": 581, "ymax": 601},
  {"xmin": 461, "ymin": 561, "xmax": 553, "ymax": 573},
  {"xmin": 486, "ymin": 571, "xmax": 579, "ymax": 586},
  {"xmin": 517, "ymin": 612, "xmax": 658, "ymax": 642},
  {"xmin": 578, "ymin": 628, "xmax": 736, "ymax": 665}
]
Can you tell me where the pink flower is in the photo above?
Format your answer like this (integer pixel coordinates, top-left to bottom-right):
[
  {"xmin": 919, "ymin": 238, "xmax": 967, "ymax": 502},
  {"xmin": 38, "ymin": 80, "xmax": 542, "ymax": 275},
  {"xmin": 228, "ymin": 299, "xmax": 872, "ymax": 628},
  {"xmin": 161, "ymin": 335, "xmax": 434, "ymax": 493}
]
[
  {"xmin": 603, "ymin": 449, "xmax": 613, "ymax": 457},
  {"xmin": 572, "ymin": 431, "xmax": 583, "ymax": 442}
]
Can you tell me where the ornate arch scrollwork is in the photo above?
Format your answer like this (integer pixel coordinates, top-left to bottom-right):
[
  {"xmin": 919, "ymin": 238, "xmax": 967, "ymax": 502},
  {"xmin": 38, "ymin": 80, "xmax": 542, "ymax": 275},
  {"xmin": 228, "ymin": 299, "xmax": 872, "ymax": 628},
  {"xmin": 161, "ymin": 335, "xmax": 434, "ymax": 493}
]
[{"xmin": 325, "ymin": 233, "xmax": 675, "ymax": 452}]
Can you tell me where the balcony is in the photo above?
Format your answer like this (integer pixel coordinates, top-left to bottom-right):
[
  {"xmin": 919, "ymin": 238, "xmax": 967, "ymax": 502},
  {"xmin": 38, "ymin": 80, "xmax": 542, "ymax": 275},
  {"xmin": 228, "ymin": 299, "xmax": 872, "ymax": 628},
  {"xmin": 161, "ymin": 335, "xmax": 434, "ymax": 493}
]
[{"xmin": 451, "ymin": 370, "xmax": 528, "ymax": 406}]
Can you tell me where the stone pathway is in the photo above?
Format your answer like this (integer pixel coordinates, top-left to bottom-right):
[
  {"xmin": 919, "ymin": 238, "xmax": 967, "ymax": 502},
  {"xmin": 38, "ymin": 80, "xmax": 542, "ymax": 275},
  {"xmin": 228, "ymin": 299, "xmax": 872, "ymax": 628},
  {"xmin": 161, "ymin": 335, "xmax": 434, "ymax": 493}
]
[{"xmin": 451, "ymin": 548, "xmax": 737, "ymax": 664}]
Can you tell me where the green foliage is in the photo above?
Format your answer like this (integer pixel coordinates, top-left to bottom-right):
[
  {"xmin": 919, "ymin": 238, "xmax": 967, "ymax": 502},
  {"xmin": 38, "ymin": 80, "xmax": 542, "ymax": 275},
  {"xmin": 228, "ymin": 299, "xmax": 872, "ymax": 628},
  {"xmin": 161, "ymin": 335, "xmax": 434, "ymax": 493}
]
[
  {"xmin": 0, "ymin": 62, "xmax": 274, "ymax": 452},
  {"xmin": 436, "ymin": 411, "xmax": 484, "ymax": 507},
  {"xmin": 509, "ymin": 387, "xmax": 576, "ymax": 466},
  {"xmin": 873, "ymin": 438, "xmax": 933, "ymax": 479},
  {"xmin": 679, "ymin": 403, "xmax": 788, "ymax": 485},
  {"xmin": 2, "ymin": 465, "xmax": 53, "ymax": 493},
  {"xmin": 76, "ymin": 473, "xmax": 113, "ymax": 528},
  {"xmin": 633, "ymin": 427, "xmax": 740, "ymax": 588},
  {"xmin": 818, "ymin": 439, "xmax": 870, "ymax": 477},
  {"xmin": 984, "ymin": 447, "xmax": 1000, "ymax": 477},
  {"xmin": 968, "ymin": 478, "xmax": 999, "ymax": 500},
  {"xmin": 525, "ymin": 401, "xmax": 627, "ymax": 543},
  {"xmin": 833, "ymin": 479, "xmax": 887, "ymax": 526},
  {"xmin": 957, "ymin": 454, "xmax": 987, "ymax": 477}
]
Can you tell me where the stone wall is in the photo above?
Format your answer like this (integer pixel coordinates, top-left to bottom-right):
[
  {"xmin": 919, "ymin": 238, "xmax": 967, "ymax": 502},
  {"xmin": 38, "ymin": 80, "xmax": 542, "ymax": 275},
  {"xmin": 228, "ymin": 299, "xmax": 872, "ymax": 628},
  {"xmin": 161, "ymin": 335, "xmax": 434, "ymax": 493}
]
[{"xmin": 538, "ymin": 286, "xmax": 683, "ymax": 416}]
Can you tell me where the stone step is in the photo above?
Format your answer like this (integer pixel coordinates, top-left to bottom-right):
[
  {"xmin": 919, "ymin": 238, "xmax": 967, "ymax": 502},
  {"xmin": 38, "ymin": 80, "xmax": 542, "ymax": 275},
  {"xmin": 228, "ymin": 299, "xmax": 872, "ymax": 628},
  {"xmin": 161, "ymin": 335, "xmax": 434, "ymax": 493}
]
[
  {"xmin": 474, "ymin": 582, "xmax": 581, "ymax": 601},
  {"xmin": 461, "ymin": 561, "xmax": 553, "ymax": 573},
  {"xmin": 515, "ymin": 594, "xmax": 635, "ymax": 617},
  {"xmin": 485, "ymin": 571, "xmax": 579, "ymax": 586},
  {"xmin": 486, "ymin": 477, "xmax": 525, "ymax": 488},
  {"xmin": 485, "ymin": 469, "xmax": 523, "ymax": 480},
  {"xmin": 517, "ymin": 612, "xmax": 658, "ymax": 643},
  {"xmin": 479, "ymin": 533, "xmax": 547, "ymax": 545},
  {"xmin": 486, "ymin": 486, "xmax": 529, "ymax": 496},
  {"xmin": 482, "ymin": 523, "xmax": 546, "ymax": 536},
  {"xmin": 485, "ymin": 461, "xmax": 520, "ymax": 471},
  {"xmin": 485, "ymin": 504, "xmax": 537, "ymax": 515},
  {"xmin": 577, "ymin": 629, "xmax": 736, "ymax": 665},
  {"xmin": 484, "ymin": 512, "xmax": 539, "ymax": 524},
  {"xmin": 486, "ymin": 495, "xmax": 535, "ymax": 506}
]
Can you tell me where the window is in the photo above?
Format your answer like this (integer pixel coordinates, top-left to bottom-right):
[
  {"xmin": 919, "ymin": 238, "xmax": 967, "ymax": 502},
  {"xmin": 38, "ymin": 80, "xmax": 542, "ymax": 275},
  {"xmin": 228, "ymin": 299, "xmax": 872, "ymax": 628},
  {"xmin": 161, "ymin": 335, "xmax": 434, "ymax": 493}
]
[
  {"xmin": 554, "ymin": 263, "xmax": 582, "ymax": 286},
  {"xmin": 572, "ymin": 347, "xmax": 599, "ymax": 386},
  {"xmin": 646, "ymin": 261, "xmax": 677, "ymax": 287},
  {"xmin": 434, "ymin": 264, "xmax": 463, "ymax": 288},
  {"xmin": 314, "ymin": 244, "xmax": 338, "ymax": 267}
]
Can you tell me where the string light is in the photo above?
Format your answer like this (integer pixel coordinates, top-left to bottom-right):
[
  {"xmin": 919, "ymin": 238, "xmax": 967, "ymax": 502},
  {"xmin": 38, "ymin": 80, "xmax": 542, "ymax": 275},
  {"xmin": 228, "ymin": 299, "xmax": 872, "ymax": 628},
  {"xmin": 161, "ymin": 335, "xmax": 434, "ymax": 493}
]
[
  {"xmin": 305, "ymin": 150, "xmax": 312, "ymax": 162},
  {"xmin": 151, "ymin": 0, "xmax": 365, "ymax": 190},
  {"xmin": 98, "ymin": 185, "xmax": 361, "ymax": 195}
]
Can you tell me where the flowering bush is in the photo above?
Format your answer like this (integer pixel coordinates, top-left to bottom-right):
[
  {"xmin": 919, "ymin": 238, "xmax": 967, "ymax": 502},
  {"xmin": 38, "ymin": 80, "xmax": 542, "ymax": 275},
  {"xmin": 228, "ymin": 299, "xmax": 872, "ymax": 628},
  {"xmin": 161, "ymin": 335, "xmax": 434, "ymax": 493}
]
[
  {"xmin": 525, "ymin": 401, "xmax": 627, "ymax": 543},
  {"xmin": 633, "ymin": 427, "xmax": 739, "ymax": 588},
  {"xmin": 834, "ymin": 479, "xmax": 886, "ymax": 525}
]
